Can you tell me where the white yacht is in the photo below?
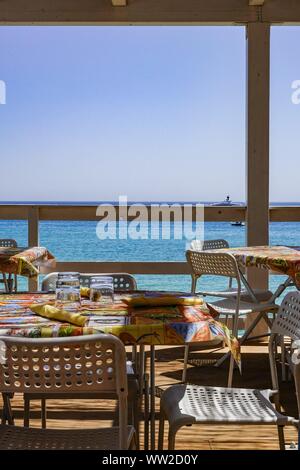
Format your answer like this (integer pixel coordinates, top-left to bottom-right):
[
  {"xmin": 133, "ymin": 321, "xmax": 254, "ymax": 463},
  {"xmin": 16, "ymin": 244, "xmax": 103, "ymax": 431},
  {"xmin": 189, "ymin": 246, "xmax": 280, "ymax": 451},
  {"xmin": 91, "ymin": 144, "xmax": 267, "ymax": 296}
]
[
  {"xmin": 210, "ymin": 195, "xmax": 241, "ymax": 207},
  {"xmin": 210, "ymin": 196, "xmax": 244, "ymax": 226}
]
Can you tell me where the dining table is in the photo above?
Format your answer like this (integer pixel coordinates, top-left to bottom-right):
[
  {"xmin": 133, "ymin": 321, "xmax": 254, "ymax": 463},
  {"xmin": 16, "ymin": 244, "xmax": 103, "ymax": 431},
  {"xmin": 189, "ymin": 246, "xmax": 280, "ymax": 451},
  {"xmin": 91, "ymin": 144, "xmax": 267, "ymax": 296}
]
[
  {"xmin": 0, "ymin": 290, "xmax": 240, "ymax": 449},
  {"xmin": 211, "ymin": 245, "xmax": 300, "ymax": 382},
  {"xmin": 0, "ymin": 246, "xmax": 56, "ymax": 292},
  {"xmin": 213, "ymin": 245, "xmax": 300, "ymax": 303}
]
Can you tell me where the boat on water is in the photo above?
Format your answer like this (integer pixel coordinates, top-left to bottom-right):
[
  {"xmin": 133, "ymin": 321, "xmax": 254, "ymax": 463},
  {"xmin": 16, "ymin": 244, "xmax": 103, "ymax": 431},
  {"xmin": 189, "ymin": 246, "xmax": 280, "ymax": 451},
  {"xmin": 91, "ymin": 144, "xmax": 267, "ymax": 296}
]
[
  {"xmin": 210, "ymin": 195, "xmax": 242, "ymax": 207},
  {"xmin": 210, "ymin": 196, "xmax": 244, "ymax": 226},
  {"xmin": 231, "ymin": 221, "xmax": 245, "ymax": 227}
]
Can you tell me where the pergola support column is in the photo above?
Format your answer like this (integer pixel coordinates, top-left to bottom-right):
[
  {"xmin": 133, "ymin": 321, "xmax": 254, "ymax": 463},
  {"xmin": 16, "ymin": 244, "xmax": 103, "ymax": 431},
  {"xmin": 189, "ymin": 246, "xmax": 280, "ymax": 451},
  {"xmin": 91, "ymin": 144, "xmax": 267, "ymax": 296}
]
[
  {"xmin": 245, "ymin": 22, "xmax": 270, "ymax": 337},
  {"xmin": 28, "ymin": 206, "xmax": 39, "ymax": 292}
]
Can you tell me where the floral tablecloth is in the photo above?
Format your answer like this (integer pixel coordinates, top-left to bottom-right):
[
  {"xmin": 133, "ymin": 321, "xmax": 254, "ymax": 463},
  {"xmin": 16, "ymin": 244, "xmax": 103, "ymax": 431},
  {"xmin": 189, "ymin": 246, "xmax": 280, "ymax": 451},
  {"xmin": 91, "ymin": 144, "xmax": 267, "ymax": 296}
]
[
  {"xmin": 215, "ymin": 246, "xmax": 300, "ymax": 289},
  {"xmin": 0, "ymin": 292, "xmax": 240, "ymax": 365},
  {"xmin": 0, "ymin": 247, "xmax": 55, "ymax": 278}
]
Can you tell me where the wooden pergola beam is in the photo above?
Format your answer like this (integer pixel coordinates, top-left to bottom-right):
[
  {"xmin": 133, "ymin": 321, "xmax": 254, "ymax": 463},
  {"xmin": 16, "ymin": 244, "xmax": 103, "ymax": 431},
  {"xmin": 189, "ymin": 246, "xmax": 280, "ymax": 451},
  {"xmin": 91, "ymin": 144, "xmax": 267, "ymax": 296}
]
[
  {"xmin": 262, "ymin": 0, "xmax": 300, "ymax": 23},
  {"xmin": 111, "ymin": 0, "xmax": 127, "ymax": 6},
  {"xmin": 0, "ymin": 0, "xmax": 260, "ymax": 25},
  {"xmin": 246, "ymin": 22, "xmax": 270, "ymax": 251},
  {"xmin": 249, "ymin": 0, "xmax": 264, "ymax": 6},
  {"xmin": 1, "ymin": 0, "xmax": 300, "ymax": 25},
  {"xmin": 245, "ymin": 22, "xmax": 270, "ymax": 337}
]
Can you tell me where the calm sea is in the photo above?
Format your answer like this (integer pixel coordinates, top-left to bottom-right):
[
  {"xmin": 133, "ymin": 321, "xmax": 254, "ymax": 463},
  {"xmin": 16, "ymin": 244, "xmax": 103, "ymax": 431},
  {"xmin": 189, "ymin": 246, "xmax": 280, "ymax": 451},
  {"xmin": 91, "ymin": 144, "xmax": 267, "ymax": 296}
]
[{"xmin": 1, "ymin": 201, "xmax": 299, "ymax": 294}]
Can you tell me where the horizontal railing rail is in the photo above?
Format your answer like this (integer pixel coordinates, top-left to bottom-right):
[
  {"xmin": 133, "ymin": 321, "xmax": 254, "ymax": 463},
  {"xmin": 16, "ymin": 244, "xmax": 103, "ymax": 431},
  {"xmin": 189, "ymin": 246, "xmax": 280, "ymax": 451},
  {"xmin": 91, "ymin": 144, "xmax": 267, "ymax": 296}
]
[
  {"xmin": 1, "ymin": 204, "xmax": 300, "ymax": 221},
  {"xmin": 0, "ymin": 204, "xmax": 299, "ymax": 289},
  {"xmin": 55, "ymin": 261, "xmax": 192, "ymax": 275}
]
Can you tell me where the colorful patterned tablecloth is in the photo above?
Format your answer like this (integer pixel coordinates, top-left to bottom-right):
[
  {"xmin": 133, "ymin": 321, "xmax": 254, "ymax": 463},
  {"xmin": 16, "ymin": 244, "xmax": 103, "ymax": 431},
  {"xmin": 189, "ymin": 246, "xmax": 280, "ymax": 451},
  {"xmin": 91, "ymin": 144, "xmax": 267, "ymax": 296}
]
[
  {"xmin": 0, "ymin": 247, "xmax": 55, "ymax": 278},
  {"xmin": 214, "ymin": 245, "xmax": 300, "ymax": 289},
  {"xmin": 0, "ymin": 292, "xmax": 240, "ymax": 365}
]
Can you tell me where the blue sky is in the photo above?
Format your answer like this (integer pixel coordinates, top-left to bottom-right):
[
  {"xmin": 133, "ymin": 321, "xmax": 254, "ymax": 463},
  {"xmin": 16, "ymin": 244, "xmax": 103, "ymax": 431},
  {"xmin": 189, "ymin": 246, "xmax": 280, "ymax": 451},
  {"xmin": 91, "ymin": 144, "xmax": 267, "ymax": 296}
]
[{"xmin": 0, "ymin": 26, "xmax": 299, "ymax": 202}]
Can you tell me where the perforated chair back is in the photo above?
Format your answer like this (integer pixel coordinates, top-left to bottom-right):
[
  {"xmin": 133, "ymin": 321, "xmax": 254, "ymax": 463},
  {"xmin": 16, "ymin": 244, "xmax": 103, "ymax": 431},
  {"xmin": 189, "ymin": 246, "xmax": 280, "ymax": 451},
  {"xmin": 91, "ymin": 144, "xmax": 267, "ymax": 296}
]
[
  {"xmin": 186, "ymin": 250, "xmax": 240, "ymax": 281},
  {"xmin": 80, "ymin": 273, "xmax": 136, "ymax": 291},
  {"xmin": 0, "ymin": 239, "xmax": 18, "ymax": 248},
  {"xmin": 271, "ymin": 292, "xmax": 300, "ymax": 339},
  {"xmin": 0, "ymin": 333, "xmax": 129, "ymax": 448},
  {"xmin": 0, "ymin": 334, "xmax": 127, "ymax": 395},
  {"xmin": 190, "ymin": 239, "xmax": 229, "ymax": 251},
  {"xmin": 42, "ymin": 273, "xmax": 137, "ymax": 292},
  {"xmin": 268, "ymin": 292, "xmax": 300, "ymax": 413}
]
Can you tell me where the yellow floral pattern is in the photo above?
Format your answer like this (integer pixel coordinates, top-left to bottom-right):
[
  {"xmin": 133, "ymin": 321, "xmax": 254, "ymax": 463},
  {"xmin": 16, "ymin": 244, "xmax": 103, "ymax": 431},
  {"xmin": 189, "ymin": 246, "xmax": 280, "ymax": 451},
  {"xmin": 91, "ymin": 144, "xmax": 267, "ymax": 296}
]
[
  {"xmin": 0, "ymin": 246, "xmax": 55, "ymax": 277},
  {"xmin": 0, "ymin": 292, "xmax": 240, "ymax": 366}
]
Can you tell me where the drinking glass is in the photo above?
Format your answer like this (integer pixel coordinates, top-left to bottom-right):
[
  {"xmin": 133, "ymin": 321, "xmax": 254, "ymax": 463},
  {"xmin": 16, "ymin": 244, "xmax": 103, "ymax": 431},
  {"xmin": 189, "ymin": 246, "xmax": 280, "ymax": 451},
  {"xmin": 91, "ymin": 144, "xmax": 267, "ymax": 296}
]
[
  {"xmin": 57, "ymin": 272, "xmax": 80, "ymax": 287},
  {"xmin": 55, "ymin": 274, "xmax": 81, "ymax": 309},
  {"xmin": 89, "ymin": 276, "xmax": 114, "ymax": 305}
]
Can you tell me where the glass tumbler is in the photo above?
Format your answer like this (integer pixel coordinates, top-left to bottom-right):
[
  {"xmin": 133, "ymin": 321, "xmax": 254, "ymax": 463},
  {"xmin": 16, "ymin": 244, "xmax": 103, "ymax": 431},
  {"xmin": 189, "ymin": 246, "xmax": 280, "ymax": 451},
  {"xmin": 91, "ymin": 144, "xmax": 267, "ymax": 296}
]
[
  {"xmin": 89, "ymin": 276, "xmax": 114, "ymax": 305},
  {"xmin": 55, "ymin": 274, "xmax": 81, "ymax": 309}
]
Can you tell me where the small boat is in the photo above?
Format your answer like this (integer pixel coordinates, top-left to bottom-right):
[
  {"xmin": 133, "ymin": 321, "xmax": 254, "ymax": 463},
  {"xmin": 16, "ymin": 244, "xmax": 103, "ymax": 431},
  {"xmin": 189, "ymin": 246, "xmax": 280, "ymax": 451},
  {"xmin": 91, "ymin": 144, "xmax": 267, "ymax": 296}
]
[
  {"xmin": 231, "ymin": 221, "xmax": 245, "ymax": 227},
  {"xmin": 210, "ymin": 195, "xmax": 242, "ymax": 207}
]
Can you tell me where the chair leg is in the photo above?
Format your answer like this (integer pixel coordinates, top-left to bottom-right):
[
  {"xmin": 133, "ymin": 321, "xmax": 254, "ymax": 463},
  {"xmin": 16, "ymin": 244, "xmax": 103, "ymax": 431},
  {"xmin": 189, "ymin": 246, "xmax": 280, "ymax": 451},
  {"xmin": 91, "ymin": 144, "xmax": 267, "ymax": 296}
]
[
  {"xmin": 2, "ymin": 393, "xmax": 14, "ymax": 425},
  {"xmin": 168, "ymin": 427, "xmax": 177, "ymax": 450},
  {"xmin": 7, "ymin": 274, "xmax": 14, "ymax": 294},
  {"xmin": 277, "ymin": 425, "xmax": 285, "ymax": 450},
  {"xmin": 158, "ymin": 411, "xmax": 165, "ymax": 450},
  {"xmin": 1, "ymin": 393, "xmax": 7, "ymax": 424},
  {"xmin": 280, "ymin": 337, "xmax": 287, "ymax": 382},
  {"xmin": 215, "ymin": 310, "xmax": 240, "ymax": 371},
  {"xmin": 132, "ymin": 344, "xmax": 137, "ymax": 366},
  {"xmin": 227, "ymin": 311, "xmax": 240, "ymax": 387},
  {"xmin": 2, "ymin": 273, "xmax": 9, "ymax": 293},
  {"xmin": 24, "ymin": 396, "xmax": 30, "ymax": 427},
  {"xmin": 132, "ymin": 396, "xmax": 140, "ymax": 450},
  {"xmin": 129, "ymin": 430, "xmax": 138, "ymax": 450},
  {"xmin": 144, "ymin": 373, "xmax": 150, "ymax": 450},
  {"xmin": 41, "ymin": 398, "xmax": 47, "ymax": 429},
  {"xmin": 182, "ymin": 345, "xmax": 189, "ymax": 383},
  {"xmin": 227, "ymin": 355, "xmax": 234, "ymax": 387}
]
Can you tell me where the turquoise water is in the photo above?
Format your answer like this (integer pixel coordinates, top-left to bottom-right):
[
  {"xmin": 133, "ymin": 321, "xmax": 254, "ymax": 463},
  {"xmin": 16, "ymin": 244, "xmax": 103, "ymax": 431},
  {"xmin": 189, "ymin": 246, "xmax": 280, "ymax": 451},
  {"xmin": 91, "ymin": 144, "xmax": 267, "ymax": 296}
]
[{"xmin": 0, "ymin": 219, "xmax": 299, "ymax": 296}]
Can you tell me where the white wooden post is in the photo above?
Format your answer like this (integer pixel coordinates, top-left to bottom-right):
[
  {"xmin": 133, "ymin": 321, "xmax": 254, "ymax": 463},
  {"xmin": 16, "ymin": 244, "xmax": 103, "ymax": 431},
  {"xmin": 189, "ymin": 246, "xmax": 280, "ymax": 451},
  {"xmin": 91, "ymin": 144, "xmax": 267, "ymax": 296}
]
[
  {"xmin": 245, "ymin": 23, "xmax": 270, "ymax": 337},
  {"xmin": 28, "ymin": 206, "xmax": 39, "ymax": 291}
]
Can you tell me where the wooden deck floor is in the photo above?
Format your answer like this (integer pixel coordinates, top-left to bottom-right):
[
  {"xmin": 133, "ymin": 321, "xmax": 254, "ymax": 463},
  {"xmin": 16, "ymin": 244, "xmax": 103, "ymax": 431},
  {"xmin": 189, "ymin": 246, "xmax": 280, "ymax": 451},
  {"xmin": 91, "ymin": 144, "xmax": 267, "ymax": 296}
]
[{"xmin": 1, "ymin": 341, "xmax": 298, "ymax": 450}]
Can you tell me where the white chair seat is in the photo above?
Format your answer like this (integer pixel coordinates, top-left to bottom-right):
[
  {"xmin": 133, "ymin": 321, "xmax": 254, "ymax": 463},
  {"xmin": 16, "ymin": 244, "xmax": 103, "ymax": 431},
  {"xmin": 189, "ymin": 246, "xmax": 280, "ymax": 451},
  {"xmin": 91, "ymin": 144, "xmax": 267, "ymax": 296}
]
[
  {"xmin": 0, "ymin": 424, "xmax": 135, "ymax": 450},
  {"xmin": 197, "ymin": 288, "xmax": 273, "ymax": 302},
  {"xmin": 161, "ymin": 384, "xmax": 294, "ymax": 428},
  {"xmin": 163, "ymin": 292, "xmax": 300, "ymax": 450},
  {"xmin": 211, "ymin": 298, "xmax": 278, "ymax": 316}
]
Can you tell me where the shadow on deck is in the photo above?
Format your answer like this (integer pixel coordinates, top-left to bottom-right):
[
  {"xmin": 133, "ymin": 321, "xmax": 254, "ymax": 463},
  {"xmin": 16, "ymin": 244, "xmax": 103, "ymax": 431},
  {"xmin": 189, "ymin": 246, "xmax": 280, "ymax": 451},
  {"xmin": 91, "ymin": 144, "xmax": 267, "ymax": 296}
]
[{"xmin": 1, "ymin": 341, "xmax": 298, "ymax": 450}]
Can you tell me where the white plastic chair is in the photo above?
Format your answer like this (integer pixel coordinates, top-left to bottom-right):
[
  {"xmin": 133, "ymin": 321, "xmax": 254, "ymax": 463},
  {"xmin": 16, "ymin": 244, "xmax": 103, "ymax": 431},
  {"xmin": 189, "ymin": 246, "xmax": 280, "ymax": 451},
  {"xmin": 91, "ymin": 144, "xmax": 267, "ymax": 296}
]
[
  {"xmin": 191, "ymin": 239, "xmax": 230, "ymax": 251},
  {"xmin": 0, "ymin": 334, "xmax": 136, "ymax": 450},
  {"xmin": 41, "ymin": 272, "xmax": 137, "ymax": 292},
  {"xmin": 34, "ymin": 273, "xmax": 147, "ymax": 448},
  {"xmin": 190, "ymin": 239, "xmax": 272, "ymax": 301},
  {"xmin": 158, "ymin": 291, "xmax": 300, "ymax": 450},
  {"xmin": 0, "ymin": 239, "xmax": 18, "ymax": 293},
  {"xmin": 183, "ymin": 250, "xmax": 278, "ymax": 386}
]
